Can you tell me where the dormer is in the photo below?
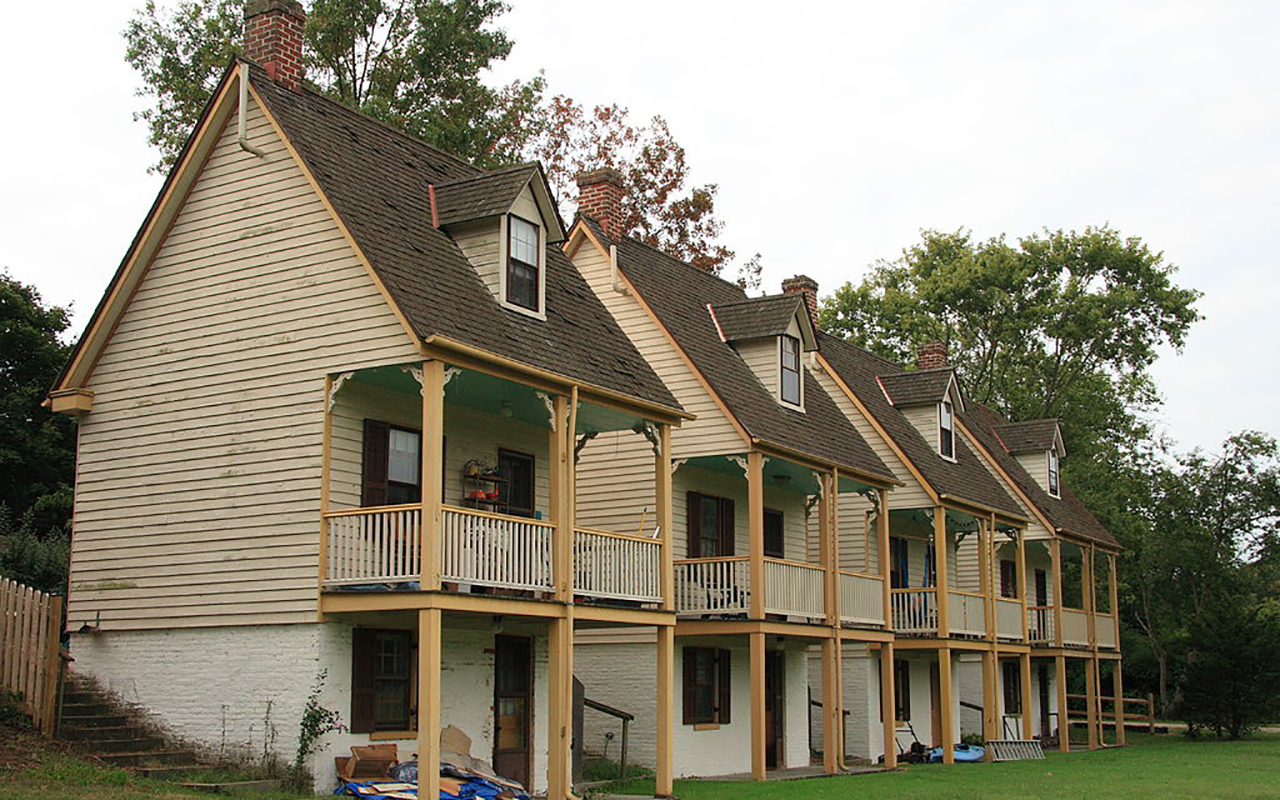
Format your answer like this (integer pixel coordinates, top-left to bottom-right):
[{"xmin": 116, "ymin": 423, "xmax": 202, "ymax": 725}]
[
  {"xmin": 434, "ymin": 163, "xmax": 565, "ymax": 320},
  {"xmin": 709, "ymin": 293, "xmax": 817, "ymax": 411},
  {"xmin": 878, "ymin": 366, "xmax": 965, "ymax": 461},
  {"xmin": 994, "ymin": 419, "xmax": 1067, "ymax": 498}
]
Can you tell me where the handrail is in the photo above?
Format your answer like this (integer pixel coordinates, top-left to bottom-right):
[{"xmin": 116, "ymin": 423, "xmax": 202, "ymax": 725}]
[
  {"xmin": 890, "ymin": 586, "xmax": 937, "ymax": 593},
  {"xmin": 839, "ymin": 569, "xmax": 885, "ymax": 581},
  {"xmin": 949, "ymin": 589, "xmax": 986, "ymax": 599},
  {"xmin": 441, "ymin": 503, "xmax": 554, "ymax": 528},
  {"xmin": 574, "ymin": 526, "xmax": 658, "ymax": 544},
  {"xmin": 585, "ymin": 696, "xmax": 635, "ymax": 722},
  {"xmin": 764, "ymin": 557, "xmax": 824, "ymax": 571},
  {"xmin": 674, "ymin": 556, "xmax": 751, "ymax": 564},
  {"xmin": 324, "ymin": 502, "xmax": 422, "ymax": 518}
]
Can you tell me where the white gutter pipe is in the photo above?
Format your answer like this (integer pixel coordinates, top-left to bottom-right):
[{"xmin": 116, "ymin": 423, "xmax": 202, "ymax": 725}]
[{"xmin": 238, "ymin": 63, "xmax": 266, "ymax": 157}]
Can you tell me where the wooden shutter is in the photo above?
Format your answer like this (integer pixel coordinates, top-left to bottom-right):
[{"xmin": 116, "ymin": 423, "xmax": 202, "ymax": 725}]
[
  {"xmin": 362, "ymin": 420, "xmax": 390, "ymax": 507},
  {"xmin": 716, "ymin": 648, "xmax": 732, "ymax": 724},
  {"xmin": 718, "ymin": 498, "xmax": 735, "ymax": 557},
  {"xmin": 686, "ymin": 491, "xmax": 702, "ymax": 558},
  {"xmin": 350, "ymin": 628, "xmax": 378, "ymax": 733},
  {"xmin": 682, "ymin": 647, "xmax": 697, "ymax": 724}
]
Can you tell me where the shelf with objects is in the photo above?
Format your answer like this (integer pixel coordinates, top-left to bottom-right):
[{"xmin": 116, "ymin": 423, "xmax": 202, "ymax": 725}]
[{"xmin": 461, "ymin": 459, "xmax": 510, "ymax": 516}]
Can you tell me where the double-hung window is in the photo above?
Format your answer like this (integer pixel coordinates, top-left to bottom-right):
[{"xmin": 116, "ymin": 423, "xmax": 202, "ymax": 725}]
[
  {"xmin": 939, "ymin": 401, "xmax": 955, "ymax": 459},
  {"xmin": 1048, "ymin": 448, "xmax": 1060, "ymax": 497},
  {"xmin": 682, "ymin": 647, "xmax": 731, "ymax": 725},
  {"xmin": 362, "ymin": 420, "xmax": 422, "ymax": 506},
  {"xmin": 780, "ymin": 335, "xmax": 801, "ymax": 406},
  {"xmin": 687, "ymin": 492, "xmax": 734, "ymax": 558},
  {"xmin": 350, "ymin": 628, "xmax": 413, "ymax": 732},
  {"xmin": 506, "ymin": 215, "xmax": 540, "ymax": 312}
]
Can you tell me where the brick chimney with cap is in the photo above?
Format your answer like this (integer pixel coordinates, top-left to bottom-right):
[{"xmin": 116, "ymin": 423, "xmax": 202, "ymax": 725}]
[
  {"xmin": 576, "ymin": 168, "xmax": 626, "ymax": 239},
  {"xmin": 781, "ymin": 275, "xmax": 819, "ymax": 326},
  {"xmin": 917, "ymin": 340, "xmax": 949, "ymax": 369},
  {"xmin": 244, "ymin": 0, "xmax": 306, "ymax": 92}
]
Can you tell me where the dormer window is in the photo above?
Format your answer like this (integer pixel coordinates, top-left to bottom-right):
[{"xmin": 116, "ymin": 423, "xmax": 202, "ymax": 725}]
[
  {"xmin": 780, "ymin": 335, "xmax": 802, "ymax": 406},
  {"xmin": 939, "ymin": 400, "xmax": 955, "ymax": 459},
  {"xmin": 506, "ymin": 214, "xmax": 540, "ymax": 312},
  {"xmin": 1048, "ymin": 448, "xmax": 1060, "ymax": 497}
]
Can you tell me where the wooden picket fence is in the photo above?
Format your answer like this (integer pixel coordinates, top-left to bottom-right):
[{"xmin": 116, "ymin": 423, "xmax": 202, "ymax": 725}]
[{"xmin": 0, "ymin": 578, "xmax": 63, "ymax": 734}]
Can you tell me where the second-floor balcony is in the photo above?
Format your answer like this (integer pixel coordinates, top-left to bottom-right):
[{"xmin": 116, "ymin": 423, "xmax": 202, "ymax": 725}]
[{"xmin": 672, "ymin": 557, "xmax": 887, "ymax": 625}]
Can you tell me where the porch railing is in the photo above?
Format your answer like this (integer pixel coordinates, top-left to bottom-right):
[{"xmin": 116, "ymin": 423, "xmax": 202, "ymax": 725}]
[
  {"xmin": 440, "ymin": 505, "xmax": 553, "ymax": 592},
  {"xmin": 948, "ymin": 590, "xmax": 986, "ymax": 637},
  {"xmin": 1096, "ymin": 612, "xmax": 1118, "ymax": 649},
  {"xmin": 1061, "ymin": 608, "xmax": 1090, "ymax": 646},
  {"xmin": 763, "ymin": 558, "xmax": 825, "ymax": 620},
  {"xmin": 1027, "ymin": 605, "xmax": 1056, "ymax": 643},
  {"xmin": 324, "ymin": 504, "xmax": 421, "ymax": 586},
  {"xmin": 891, "ymin": 588, "xmax": 938, "ymax": 634},
  {"xmin": 839, "ymin": 571, "xmax": 886, "ymax": 626},
  {"xmin": 674, "ymin": 557, "xmax": 750, "ymax": 616},
  {"xmin": 573, "ymin": 527, "xmax": 662, "ymax": 603},
  {"xmin": 995, "ymin": 597, "xmax": 1024, "ymax": 640}
]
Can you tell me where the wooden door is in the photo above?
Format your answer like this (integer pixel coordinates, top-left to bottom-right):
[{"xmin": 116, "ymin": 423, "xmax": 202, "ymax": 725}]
[
  {"xmin": 1038, "ymin": 662, "xmax": 1051, "ymax": 739},
  {"xmin": 494, "ymin": 636, "xmax": 532, "ymax": 789},
  {"xmin": 765, "ymin": 650, "xmax": 785, "ymax": 768},
  {"xmin": 929, "ymin": 662, "xmax": 942, "ymax": 747},
  {"xmin": 1035, "ymin": 569, "xmax": 1048, "ymax": 606}
]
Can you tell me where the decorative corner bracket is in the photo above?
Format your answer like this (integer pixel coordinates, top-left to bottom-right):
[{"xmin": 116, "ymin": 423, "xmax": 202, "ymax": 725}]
[{"xmin": 328, "ymin": 371, "xmax": 354, "ymax": 410}]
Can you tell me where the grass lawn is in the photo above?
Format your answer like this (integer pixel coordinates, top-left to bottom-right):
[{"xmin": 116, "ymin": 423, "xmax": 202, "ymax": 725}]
[{"xmin": 598, "ymin": 733, "xmax": 1280, "ymax": 800}]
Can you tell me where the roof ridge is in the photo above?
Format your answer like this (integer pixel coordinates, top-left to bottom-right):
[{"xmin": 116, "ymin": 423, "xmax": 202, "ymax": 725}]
[
  {"xmin": 245, "ymin": 58, "xmax": 483, "ymax": 177},
  {"xmin": 436, "ymin": 162, "xmax": 540, "ymax": 188},
  {"xmin": 816, "ymin": 331, "xmax": 906, "ymax": 372},
  {"xmin": 713, "ymin": 293, "xmax": 801, "ymax": 309},
  {"xmin": 617, "ymin": 234, "xmax": 748, "ymax": 295}
]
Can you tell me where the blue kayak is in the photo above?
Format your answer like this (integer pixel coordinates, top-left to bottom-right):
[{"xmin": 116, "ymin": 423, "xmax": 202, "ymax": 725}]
[{"xmin": 928, "ymin": 743, "xmax": 985, "ymax": 762}]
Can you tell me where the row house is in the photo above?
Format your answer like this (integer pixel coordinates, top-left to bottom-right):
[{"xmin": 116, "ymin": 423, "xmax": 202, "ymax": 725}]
[{"xmin": 49, "ymin": 2, "xmax": 1123, "ymax": 795}]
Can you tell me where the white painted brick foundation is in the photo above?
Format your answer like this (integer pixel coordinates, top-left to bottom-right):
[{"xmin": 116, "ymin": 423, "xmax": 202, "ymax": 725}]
[{"xmin": 69, "ymin": 621, "xmax": 550, "ymax": 794}]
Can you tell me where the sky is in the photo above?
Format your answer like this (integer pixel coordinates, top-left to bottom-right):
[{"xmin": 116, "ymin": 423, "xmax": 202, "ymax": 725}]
[{"xmin": 1, "ymin": 1, "xmax": 1275, "ymax": 454}]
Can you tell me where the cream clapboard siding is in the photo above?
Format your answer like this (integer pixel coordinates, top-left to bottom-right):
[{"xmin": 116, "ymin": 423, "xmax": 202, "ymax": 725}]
[
  {"xmin": 450, "ymin": 184, "xmax": 546, "ymax": 314},
  {"xmin": 1015, "ymin": 451, "xmax": 1052, "ymax": 497},
  {"xmin": 672, "ymin": 464, "xmax": 808, "ymax": 561},
  {"xmin": 68, "ymin": 95, "xmax": 421, "ymax": 629},
  {"xmin": 734, "ymin": 338, "xmax": 777, "ymax": 399},
  {"xmin": 964, "ymin": 429, "xmax": 1053, "ymax": 542},
  {"xmin": 329, "ymin": 380, "xmax": 552, "ymax": 514},
  {"xmin": 571, "ymin": 239, "xmax": 746, "ymax": 535}
]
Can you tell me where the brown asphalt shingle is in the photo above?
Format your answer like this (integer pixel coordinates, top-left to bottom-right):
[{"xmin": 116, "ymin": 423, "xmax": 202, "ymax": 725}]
[
  {"xmin": 433, "ymin": 163, "xmax": 551, "ymax": 230},
  {"xmin": 879, "ymin": 368, "xmax": 956, "ymax": 408},
  {"xmin": 992, "ymin": 419, "xmax": 1061, "ymax": 455},
  {"xmin": 817, "ymin": 333, "xmax": 1024, "ymax": 517},
  {"xmin": 247, "ymin": 64, "xmax": 680, "ymax": 413},
  {"xmin": 586, "ymin": 219, "xmax": 893, "ymax": 483},
  {"xmin": 711, "ymin": 295, "xmax": 807, "ymax": 341}
]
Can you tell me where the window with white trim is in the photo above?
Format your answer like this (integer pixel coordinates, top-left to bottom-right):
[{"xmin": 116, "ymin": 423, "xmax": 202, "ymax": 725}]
[
  {"xmin": 780, "ymin": 335, "xmax": 801, "ymax": 406},
  {"xmin": 939, "ymin": 400, "xmax": 955, "ymax": 459},
  {"xmin": 506, "ymin": 214, "xmax": 540, "ymax": 312},
  {"xmin": 1048, "ymin": 448, "xmax": 1060, "ymax": 497}
]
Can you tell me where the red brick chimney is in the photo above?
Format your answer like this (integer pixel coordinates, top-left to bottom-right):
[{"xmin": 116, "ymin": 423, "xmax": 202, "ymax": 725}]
[
  {"xmin": 782, "ymin": 275, "xmax": 819, "ymax": 325},
  {"xmin": 244, "ymin": 0, "xmax": 306, "ymax": 92},
  {"xmin": 917, "ymin": 340, "xmax": 948, "ymax": 369},
  {"xmin": 576, "ymin": 168, "xmax": 626, "ymax": 239}
]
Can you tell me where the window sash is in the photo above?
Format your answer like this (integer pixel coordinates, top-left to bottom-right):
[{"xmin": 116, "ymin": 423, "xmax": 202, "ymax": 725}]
[
  {"xmin": 498, "ymin": 449, "xmax": 536, "ymax": 517},
  {"xmin": 506, "ymin": 215, "xmax": 540, "ymax": 311},
  {"xmin": 940, "ymin": 401, "xmax": 955, "ymax": 458},
  {"xmin": 1048, "ymin": 450, "xmax": 1060, "ymax": 496},
  {"xmin": 780, "ymin": 336, "xmax": 801, "ymax": 405}
]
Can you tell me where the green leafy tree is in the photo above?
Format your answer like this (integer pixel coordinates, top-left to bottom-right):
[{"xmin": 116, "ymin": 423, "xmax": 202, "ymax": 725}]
[
  {"xmin": 124, "ymin": 0, "xmax": 542, "ymax": 172},
  {"xmin": 0, "ymin": 273, "xmax": 75, "ymax": 536},
  {"xmin": 1180, "ymin": 595, "xmax": 1280, "ymax": 739},
  {"xmin": 0, "ymin": 506, "xmax": 71, "ymax": 596}
]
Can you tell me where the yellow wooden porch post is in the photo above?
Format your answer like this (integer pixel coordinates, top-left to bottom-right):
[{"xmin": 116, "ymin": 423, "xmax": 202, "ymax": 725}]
[
  {"xmin": 820, "ymin": 471, "xmax": 841, "ymax": 775},
  {"xmin": 878, "ymin": 489, "xmax": 892, "ymax": 631},
  {"xmin": 933, "ymin": 507, "xmax": 950, "ymax": 637},
  {"xmin": 980, "ymin": 650, "xmax": 998, "ymax": 753},
  {"xmin": 1113, "ymin": 659, "xmax": 1127, "ymax": 746},
  {"xmin": 421, "ymin": 360, "xmax": 445, "ymax": 591},
  {"xmin": 938, "ymin": 647, "xmax": 955, "ymax": 763},
  {"xmin": 1055, "ymin": 655, "xmax": 1070, "ymax": 752},
  {"xmin": 749, "ymin": 631, "xmax": 767, "ymax": 779},
  {"xmin": 417, "ymin": 608, "xmax": 442, "ymax": 800},
  {"xmin": 318, "ymin": 374, "xmax": 334, "ymax": 606},
  {"xmin": 1108, "ymin": 553, "xmax": 1120, "ymax": 652},
  {"xmin": 880, "ymin": 642, "xmax": 897, "ymax": 768},
  {"xmin": 655, "ymin": 625, "xmax": 674, "ymax": 796},
  {"xmin": 1085, "ymin": 655, "xmax": 1099, "ymax": 750},
  {"xmin": 1020, "ymin": 653, "xmax": 1033, "ymax": 739},
  {"xmin": 547, "ymin": 613, "xmax": 573, "ymax": 799},
  {"xmin": 656, "ymin": 424, "xmax": 674, "ymax": 612},
  {"xmin": 1017, "ymin": 527, "xmax": 1029, "ymax": 642},
  {"xmin": 1050, "ymin": 539, "xmax": 1064, "ymax": 648},
  {"xmin": 550, "ymin": 393, "xmax": 571, "ymax": 602},
  {"xmin": 821, "ymin": 636, "xmax": 840, "ymax": 774},
  {"xmin": 748, "ymin": 451, "xmax": 765, "ymax": 620}
]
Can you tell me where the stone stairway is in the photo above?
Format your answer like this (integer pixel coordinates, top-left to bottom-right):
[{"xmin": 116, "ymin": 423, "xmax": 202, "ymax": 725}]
[{"xmin": 58, "ymin": 674, "xmax": 208, "ymax": 779}]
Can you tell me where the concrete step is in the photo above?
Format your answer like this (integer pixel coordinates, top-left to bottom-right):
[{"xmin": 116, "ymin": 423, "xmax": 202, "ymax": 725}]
[
  {"xmin": 60, "ymin": 724, "xmax": 147, "ymax": 741},
  {"xmin": 61, "ymin": 702, "xmax": 120, "ymax": 717},
  {"xmin": 97, "ymin": 750, "xmax": 198, "ymax": 768},
  {"xmin": 61, "ymin": 690, "xmax": 103, "ymax": 706},
  {"xmin": 75, "ymin": 736, "xmax": 166, "ymax": 753},
  {"xmin": 62, "ymin": 713, "xmax": 130, "ymax": 729},
  {"xmin": 135, "ymin": 764, "xmax": 213, "ymax": 780}
]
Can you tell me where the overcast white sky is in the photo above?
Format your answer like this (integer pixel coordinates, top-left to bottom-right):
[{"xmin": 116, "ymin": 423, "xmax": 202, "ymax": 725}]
[{"xmin": 1, "ymin": 1, "xmax": 1274, "ymax": 453}]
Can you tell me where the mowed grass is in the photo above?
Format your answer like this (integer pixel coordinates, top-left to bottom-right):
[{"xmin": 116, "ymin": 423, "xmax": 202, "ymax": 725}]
[{"xmin": 600, "ymin": 733, "xmax": 1280, "ymax": 800}]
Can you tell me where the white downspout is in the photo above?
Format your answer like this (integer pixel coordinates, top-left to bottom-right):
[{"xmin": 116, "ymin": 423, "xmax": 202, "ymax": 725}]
[
  {"xmin": 238, "ymin": 63, "xmax": 266, "ymax": 157},
  {"xmin": 610, "ymin": 244, "xmax": 629, "ymax": 294}
]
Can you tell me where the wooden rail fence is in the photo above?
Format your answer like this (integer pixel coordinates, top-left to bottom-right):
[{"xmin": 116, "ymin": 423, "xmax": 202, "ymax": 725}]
[
  {"xmin": 0, "ymin": 578, "xmax": 63, "ymax": 734},
  {"xmin": 1066, "ymin": 692, "xmax": 1156, "ymax": 733}
]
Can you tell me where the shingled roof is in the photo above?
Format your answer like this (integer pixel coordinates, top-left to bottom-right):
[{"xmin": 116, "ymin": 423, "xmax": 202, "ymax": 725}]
[
  {"xmin": 992, "ymin": 419, "xmax": 1062, "ymax": 455},
  {"xmin": 879, "ymin": 368, "xmax": 957, "ymax": 408},
  {"xmin": 816, "ymin": 333, "xmax": 1024, "ymax": 517},
  {"xmin": 963, "ymin": 404, "xmax": 1118, "ymax": 548},
  {"xmin": 246, "ymin": 64, "xmax": 679, "ymax": 413},
  {"xmin": 581, "ymin": 219, "xmax": 893, "ymax": 483},
  {"xmin": 433, "ymin": 162, "xmax": 557, "ymax": 231},
  {"xmin": 711, "ymin": 295, "xmax": 807, "ymax": 342}
]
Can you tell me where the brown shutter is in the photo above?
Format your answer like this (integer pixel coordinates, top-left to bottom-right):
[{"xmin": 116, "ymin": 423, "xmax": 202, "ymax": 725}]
[
  {"xmin": 719, "ymin": 498, "xmax": 735, "ymax": 557},
  {"xmin": 716, "ymin": 648, "xmax": 732, "ymax": 724},
  {"xmin": 351, "ymin": 628, "xmax": 378, "ymax": 733},
  {"xmin": 362, "ymin": 420, "xmax": 390, "ymax": 507},
  {"xmin": 686, "ymin": 491, "xmax": 701, "ymax": 558},
  {"xmin": 682, "ymin": 647, "xmax": 697, "ymax": 724}
]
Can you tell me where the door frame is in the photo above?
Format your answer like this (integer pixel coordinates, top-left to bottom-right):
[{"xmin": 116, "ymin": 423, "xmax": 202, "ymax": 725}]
[
  {"xmin": 765, "ymin": 649, "xmax": 785, "ymax": 768},
  {"xmin": 493, "ymin": 635, "xmax": 533, "ymax": 789}
]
